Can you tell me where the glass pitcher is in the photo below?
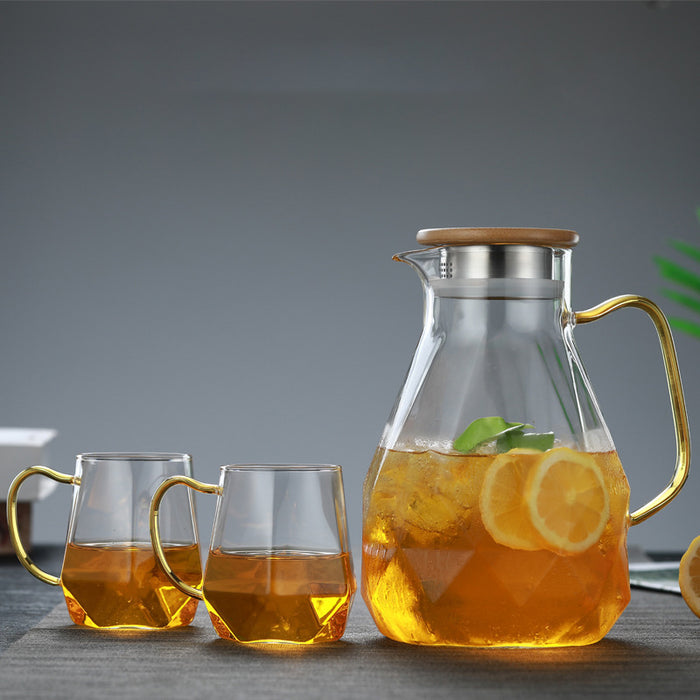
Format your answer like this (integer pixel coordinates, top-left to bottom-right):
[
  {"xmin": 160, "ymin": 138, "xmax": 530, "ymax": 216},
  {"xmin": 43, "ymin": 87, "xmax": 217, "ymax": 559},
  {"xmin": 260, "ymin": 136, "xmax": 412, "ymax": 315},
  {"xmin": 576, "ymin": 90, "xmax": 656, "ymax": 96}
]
[{"xmin": 362, "ymin": 227, "xmax": 690, "ymax": 647}]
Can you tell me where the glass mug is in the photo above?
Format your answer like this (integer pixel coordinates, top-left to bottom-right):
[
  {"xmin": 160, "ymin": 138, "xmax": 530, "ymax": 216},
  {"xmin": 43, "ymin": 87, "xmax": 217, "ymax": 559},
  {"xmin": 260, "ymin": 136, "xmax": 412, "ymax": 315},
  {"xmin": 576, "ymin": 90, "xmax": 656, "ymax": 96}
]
[
  {"xmin": 150, "ymin": 464, "xmax": 356, "ymax": 644},
  {"xmin": 7, "ymin": 452, "xmax": 202, "ymax": 629}
]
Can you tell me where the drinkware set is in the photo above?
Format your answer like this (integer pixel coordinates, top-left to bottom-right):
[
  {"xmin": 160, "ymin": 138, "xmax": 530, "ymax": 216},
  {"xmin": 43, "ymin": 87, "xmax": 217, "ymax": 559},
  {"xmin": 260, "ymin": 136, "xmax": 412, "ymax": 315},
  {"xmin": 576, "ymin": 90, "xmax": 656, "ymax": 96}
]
[
  {"xmin": 6, "ymin": 227, "xmax": 692, "ymax": 648},
  {"xmin": 7, "ymin": 454, "xmax": 355, "ymax": 644}
]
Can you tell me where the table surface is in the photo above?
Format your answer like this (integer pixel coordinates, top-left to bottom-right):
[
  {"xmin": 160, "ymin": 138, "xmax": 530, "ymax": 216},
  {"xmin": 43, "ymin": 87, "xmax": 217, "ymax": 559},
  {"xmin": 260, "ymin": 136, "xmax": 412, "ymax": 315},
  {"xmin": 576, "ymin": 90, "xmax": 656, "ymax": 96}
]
[{"xmin": 1, "ymin": 546, "xmax": 698, "ymax": 699}]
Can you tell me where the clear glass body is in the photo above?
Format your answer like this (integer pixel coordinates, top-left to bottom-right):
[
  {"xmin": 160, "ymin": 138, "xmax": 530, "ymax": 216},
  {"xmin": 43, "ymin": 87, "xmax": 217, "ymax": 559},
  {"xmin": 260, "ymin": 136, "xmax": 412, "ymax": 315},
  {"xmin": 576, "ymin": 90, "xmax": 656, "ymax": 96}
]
[
  {"xmin": 202, "ymin": 465, "xmax": 356, "ymax": 644},
  {"xmin": 362, "ymin": 245, "xmax": 631, "ymax": 647},
  {"xmin": 61, "ymin": 453, "xmax": 202, "ymax": 629}
]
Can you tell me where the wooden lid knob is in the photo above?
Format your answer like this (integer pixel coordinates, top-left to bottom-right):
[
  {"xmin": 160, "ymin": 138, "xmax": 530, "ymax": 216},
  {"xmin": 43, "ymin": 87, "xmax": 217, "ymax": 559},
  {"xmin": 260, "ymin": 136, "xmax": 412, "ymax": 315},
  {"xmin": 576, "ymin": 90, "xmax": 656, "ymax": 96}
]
[{"xmin": 416, "ymin": 227, "xmax": 579, "ymax": 248}]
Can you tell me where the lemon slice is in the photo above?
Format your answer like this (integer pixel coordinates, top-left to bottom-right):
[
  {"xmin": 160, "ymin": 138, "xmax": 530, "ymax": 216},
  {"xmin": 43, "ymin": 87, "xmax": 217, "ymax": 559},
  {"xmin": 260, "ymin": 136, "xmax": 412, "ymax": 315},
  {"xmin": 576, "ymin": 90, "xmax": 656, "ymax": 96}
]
[
  {"xmin": 527, "ymin": 447, "xmax": 609, "ymax": 554},
  {"xmin": 479, "ymin": 449, "xmax": 543, "ymax": 551},
  {"xmin": 679, "ymin": 535, "xmax": 700, "ymax": 618}
]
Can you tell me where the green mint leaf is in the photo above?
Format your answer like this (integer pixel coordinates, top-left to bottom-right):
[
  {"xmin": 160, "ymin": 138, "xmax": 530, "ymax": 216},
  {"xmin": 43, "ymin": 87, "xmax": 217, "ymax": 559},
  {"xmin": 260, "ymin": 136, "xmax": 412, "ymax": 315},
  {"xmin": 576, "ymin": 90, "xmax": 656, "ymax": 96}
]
[
  {"xmin": 496, "ymin": 430, "xmax": 523, "ymax": 452},
  {"xmin": 496, "ymin": 431, "xmax": 555, "ymax": 452},
  {"xmin": 453, "ymin": 417, "xmax": 533, "ymax": 453}
]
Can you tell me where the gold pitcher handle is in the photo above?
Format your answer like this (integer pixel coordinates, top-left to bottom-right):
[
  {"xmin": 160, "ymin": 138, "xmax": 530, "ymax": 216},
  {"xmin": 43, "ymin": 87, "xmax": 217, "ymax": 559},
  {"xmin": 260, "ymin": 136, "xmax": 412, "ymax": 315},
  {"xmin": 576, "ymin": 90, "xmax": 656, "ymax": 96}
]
[
  {"xmin": 575, "ymin": 294, "xmax": 690, "ymax": 526},
  {"xmin": 149, "ymin": 475, "xmax": 220, "ymax": 600},
  {"xmin": 6, "ymin": 466, "xmax": 77, "ymax": 585}
]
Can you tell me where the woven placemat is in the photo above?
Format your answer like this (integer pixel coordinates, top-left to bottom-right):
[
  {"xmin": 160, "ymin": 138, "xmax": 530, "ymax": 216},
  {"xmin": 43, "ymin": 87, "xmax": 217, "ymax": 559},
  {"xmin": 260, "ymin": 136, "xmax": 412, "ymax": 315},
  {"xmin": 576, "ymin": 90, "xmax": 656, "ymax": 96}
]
[{"xmin": 1, "ymin": 591, "xmax": 698, "ymax": 699}]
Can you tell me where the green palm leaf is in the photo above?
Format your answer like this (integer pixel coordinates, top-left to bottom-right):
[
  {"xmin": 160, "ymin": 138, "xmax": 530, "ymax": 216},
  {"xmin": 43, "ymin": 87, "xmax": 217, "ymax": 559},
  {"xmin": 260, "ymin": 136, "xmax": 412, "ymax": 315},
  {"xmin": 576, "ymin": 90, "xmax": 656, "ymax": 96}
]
[
  {"xmin": 654, "ymin": 256, "xmax": 700, "ymax": 295},
  {"xmin": 660, "ymin": 288, "xmax": 700, "ymax": 314},
  {"xmin": 669, "ymin": 239, "xmax": 700, "ymax": 264},
  {"xmin": 668, "ymin": 316, "xmax": 700, "ymax": 339},
  {"xmin": 654, "ymin": 206, "xmax": 700, "ymax": 340}
]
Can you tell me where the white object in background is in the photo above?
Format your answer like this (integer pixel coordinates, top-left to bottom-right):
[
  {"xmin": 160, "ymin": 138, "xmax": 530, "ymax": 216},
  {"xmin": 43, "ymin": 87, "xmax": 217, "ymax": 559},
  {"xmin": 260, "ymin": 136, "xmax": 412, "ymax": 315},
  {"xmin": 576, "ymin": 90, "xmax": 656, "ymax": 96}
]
[
  {"xmin": 0, "ymin": 428, "xmax": 58, "ymax": 500},
  {"xmin": 628, "ymin": 561, "xmax": 681, "ymax": 595}
]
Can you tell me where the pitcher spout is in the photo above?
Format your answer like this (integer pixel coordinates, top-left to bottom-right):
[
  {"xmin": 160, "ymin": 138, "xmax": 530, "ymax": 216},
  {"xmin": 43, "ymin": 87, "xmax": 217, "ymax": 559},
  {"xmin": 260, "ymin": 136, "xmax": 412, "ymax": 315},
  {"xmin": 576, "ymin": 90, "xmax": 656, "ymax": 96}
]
[{"xmin": 392, "ymin": 248, "xmax": 441, "ymax": 286}]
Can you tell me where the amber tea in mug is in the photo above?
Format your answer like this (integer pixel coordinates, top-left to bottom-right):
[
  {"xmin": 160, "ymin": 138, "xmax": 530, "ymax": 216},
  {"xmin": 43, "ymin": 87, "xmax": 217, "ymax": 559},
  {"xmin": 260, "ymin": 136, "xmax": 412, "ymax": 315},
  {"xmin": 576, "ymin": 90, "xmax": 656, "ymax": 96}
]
[
  {"xmin": 151, "ymin": 464, "xmax": 356, "ymax": 644},
  {"xmin": 7, "ymin": 453, "xmax": 202, "ymax": 629}
]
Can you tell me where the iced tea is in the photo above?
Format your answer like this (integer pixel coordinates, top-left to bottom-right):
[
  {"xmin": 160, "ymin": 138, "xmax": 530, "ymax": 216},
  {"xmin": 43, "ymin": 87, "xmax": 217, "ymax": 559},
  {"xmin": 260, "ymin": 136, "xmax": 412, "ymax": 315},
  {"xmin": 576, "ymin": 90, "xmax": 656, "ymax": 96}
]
[
  {"xmin": 203, "ymin": 549, "xmax": 355, "ymax": 643},
  {"xmin": 61, "ymin": 542, "xmax": 202, "ymax": 629},
  {"xmin": 362, "ymin": 447, "xmax": 631, "ymax": 646}
]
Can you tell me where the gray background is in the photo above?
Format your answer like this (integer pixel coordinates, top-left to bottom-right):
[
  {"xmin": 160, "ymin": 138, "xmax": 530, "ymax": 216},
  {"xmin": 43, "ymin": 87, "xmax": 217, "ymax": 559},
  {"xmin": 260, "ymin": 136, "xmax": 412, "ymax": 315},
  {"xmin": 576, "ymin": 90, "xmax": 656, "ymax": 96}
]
[{"xmin": 1, "ymin": 1, "xmax": 699, "ymax": 553}]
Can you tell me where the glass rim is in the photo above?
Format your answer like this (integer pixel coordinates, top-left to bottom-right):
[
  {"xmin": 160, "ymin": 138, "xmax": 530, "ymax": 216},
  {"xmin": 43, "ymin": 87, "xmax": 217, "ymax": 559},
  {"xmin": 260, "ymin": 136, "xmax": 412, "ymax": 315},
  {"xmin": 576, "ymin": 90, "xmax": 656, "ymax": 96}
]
[
  {"xmin": 77, "ymin": 452, "xmax": 191, "ymax": 462},
  {"xmin": 220, "ymin": 463, "xmax": 342, "ymax": 473}
]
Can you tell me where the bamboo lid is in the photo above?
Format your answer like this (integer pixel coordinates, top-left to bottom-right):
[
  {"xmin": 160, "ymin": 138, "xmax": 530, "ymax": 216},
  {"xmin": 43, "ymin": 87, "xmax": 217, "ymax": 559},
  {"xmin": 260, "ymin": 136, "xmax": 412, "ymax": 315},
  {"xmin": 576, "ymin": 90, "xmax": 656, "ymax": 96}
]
[{"xmin": 416, "ymin": 227, "xmax": 579, "ymax": 248}]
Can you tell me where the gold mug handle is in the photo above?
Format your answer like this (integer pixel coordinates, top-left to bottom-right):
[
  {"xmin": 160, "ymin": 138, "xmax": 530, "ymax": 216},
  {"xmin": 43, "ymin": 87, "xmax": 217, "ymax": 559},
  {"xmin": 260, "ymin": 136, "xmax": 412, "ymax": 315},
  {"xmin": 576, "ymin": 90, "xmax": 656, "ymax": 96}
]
[
  {"xmin": 575, "ymin": 294, "xmax": 690, "ymax": 526},
  {"xmin": 6, "ymin": 466, "xmax": 77, "ymax": 585},
  {"xmin": 150, "ymin": 475, "xmax": 221, "ymax": 601}
]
